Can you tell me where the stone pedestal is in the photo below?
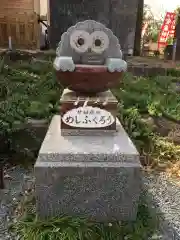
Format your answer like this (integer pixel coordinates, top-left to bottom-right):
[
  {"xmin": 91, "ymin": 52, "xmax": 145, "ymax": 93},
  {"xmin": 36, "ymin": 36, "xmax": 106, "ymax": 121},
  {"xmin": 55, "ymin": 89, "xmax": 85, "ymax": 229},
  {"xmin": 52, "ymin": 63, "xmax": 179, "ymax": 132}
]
[{"xmin": 34, "ymin": 115, "xmax": 141, "ymax": 221}]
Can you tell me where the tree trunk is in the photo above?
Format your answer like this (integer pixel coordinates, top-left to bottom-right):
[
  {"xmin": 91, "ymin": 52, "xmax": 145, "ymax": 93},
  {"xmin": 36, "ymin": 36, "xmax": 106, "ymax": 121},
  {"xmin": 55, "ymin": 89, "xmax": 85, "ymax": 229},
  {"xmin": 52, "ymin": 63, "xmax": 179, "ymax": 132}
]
[{"xmin": 174, "ymin": 13, "xmax": 180, "ymax": 60}]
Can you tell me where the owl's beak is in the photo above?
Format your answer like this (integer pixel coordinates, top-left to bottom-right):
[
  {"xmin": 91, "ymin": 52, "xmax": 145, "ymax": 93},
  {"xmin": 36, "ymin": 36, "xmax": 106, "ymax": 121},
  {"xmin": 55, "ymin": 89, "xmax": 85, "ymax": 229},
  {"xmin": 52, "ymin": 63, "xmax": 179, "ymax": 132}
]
[{"xmin": 87, "ymin": 47, "xmax": 92, "ymax": 53}]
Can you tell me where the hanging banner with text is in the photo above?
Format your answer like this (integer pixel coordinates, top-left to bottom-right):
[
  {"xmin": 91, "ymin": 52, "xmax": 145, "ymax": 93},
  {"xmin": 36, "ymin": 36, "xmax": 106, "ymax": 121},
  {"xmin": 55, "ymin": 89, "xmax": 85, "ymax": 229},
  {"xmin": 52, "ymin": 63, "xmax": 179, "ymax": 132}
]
[{"xmin": 158, "ymin": 12, "xmax": 176, "ymax": 49}]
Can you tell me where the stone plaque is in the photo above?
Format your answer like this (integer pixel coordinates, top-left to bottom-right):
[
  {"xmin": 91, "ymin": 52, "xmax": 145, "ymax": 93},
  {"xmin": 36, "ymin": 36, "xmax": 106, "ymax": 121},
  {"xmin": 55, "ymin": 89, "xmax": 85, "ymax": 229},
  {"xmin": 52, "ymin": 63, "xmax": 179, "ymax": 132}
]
[
  {"xmin": 60, "ymin": 89, "xmax": 118, "ymax": 133},
  {"xmin": 62, "ymin": 106, "xmax": 115, "ymax": 128}
]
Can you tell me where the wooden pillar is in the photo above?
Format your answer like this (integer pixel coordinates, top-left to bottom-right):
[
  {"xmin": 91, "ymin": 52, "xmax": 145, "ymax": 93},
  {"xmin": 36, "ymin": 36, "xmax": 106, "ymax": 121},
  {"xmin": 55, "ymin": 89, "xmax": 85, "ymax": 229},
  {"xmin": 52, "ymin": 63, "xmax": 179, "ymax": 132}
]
[
  {"xmin": 175, "ymin": 14, "xmax": 180, "ymax": 60},
  {"xmin": 134, "ymin": 0, "xmax": 144, "ymax": 56}
]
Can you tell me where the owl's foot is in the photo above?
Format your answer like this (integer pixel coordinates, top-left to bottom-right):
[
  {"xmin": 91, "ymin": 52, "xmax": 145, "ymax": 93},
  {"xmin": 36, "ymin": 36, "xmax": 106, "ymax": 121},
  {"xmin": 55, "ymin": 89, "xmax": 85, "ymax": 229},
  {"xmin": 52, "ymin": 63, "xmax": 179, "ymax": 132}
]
[
  {"xmin": 106, "ymin": 58, "xmax": 127, "ymax": 73},
  {"xmin": 53, "ymin": 57, "xmax": 75, "ymax": 72}
]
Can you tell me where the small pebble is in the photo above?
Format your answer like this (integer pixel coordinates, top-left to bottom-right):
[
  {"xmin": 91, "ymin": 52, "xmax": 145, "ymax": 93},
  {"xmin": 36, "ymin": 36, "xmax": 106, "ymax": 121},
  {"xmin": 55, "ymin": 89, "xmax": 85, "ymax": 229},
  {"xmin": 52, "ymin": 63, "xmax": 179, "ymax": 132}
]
[
  {"xmin": 10, "ymin": 167, "xmax": 16, "ymax": 171},
  {"xmin": 143, "ymin": 172, "xmax": 180, "ymax": 239},
  {"xmin": 27, "ymin": 188, "xmax": 32, "ymax": 193},
  {"xmin": 18, "ymin": 192, "xmax": 23, "ymax": 197},
  {"xmin": 13, "ymin": 219, "xmax": 17, "ymax": 223},
  {"xmin": 4, "ymin": 174, "xmax": 13, "ymax": 180}
]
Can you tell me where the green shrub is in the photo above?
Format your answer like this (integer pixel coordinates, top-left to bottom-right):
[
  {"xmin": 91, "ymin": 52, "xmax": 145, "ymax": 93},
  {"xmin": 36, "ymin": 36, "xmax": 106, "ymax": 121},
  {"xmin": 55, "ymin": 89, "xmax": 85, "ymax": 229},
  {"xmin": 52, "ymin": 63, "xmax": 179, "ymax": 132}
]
[
  {"xmin": 0, "ymin": 58, "xmax": 61, "ymax": 136},
  {"xmin": 11, "ymin": 193, "xmax": 159, "ymax": 240},
  {"xmin": 1, "ymin": 59, "xmax": 180, "ymax": 169}
]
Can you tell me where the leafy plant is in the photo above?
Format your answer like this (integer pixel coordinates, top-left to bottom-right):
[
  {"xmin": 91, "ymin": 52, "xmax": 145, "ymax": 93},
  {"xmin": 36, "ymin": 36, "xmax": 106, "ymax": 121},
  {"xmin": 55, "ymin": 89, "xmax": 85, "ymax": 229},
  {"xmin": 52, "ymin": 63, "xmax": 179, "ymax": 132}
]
[
  {"xmin": 1, "ymin": 58, "xmax": 180, "ymax": 170},
  {"xmin": 0, "ymin": 59, "xmax": 61, "ymax": 136},
  {"xmin": 11, "ymin": 192, "xmax": 159, "ymax": 240},
  {"xmin": 151, "ymin": 136, "xmax": 180, "ymax": 166}
]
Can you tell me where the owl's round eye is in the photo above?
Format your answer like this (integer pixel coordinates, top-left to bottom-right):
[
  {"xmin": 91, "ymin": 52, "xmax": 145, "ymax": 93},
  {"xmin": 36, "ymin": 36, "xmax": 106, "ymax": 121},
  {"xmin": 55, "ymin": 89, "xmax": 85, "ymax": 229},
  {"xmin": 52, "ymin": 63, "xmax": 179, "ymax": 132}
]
[
  {"xmin": 70, "ymin": 30, "xmax": 90, "ymax": 53},
  {"xmin": 94, "ymin": 39, "xmax": 102, "ymax": 47},
  {"xmin": 90, "ymin": 31, "xmax": 109, "ymax": 54},
  {"xmin": 77, "ymin": 38, "xmax": 85, "ymax": 46}
]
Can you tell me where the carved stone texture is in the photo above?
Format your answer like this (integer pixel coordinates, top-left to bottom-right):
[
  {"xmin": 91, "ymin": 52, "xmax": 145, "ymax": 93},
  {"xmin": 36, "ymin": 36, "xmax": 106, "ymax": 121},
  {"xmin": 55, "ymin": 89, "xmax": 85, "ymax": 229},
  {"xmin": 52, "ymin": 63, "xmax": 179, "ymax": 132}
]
[
  {"xmin": 60, "ymin": 89, "xmax": 118, "ymax": 135},
  {"xmin": 49, "ymin": 0, "xmax": 139, "ymax": 53},
  {"xmin": 53, "ymin": 20, "xmax": 127, "ymax": 94},
  {"xmin": 49, "ymin": 0, "xmax": 110, "ymax": 49},
  {"xmin": 110, "ymin": 0, "xmax": 139, "ymax": 54}
]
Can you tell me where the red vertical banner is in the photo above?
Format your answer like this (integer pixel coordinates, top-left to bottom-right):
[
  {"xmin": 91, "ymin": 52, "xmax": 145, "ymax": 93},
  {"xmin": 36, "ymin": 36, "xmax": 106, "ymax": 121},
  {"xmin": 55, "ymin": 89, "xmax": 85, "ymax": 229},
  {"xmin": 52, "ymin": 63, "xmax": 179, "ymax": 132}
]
[
  {"xmin": 158, "ymin": 12, "xmax": 176, "ymax": 49},
  {"xmin": 169, "ymin": 18, "xmax": 176, "ymax": 38}
]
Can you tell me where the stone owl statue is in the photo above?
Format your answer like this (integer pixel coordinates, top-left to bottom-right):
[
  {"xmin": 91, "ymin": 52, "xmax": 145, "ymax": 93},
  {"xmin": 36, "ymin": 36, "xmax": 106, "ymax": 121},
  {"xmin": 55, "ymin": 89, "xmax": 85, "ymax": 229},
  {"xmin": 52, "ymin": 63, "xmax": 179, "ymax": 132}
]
[{"xmin": 53, "ymin": 20, "xmax": 127, "ymax": 72}]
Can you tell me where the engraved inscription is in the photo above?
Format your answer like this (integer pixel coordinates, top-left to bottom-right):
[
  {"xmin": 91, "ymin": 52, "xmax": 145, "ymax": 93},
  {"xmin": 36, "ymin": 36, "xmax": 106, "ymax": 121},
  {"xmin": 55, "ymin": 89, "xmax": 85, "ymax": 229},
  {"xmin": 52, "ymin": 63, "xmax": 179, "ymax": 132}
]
[{"xmin": 62, "ymin": 106, "xmax": 115, "ymax": 128}]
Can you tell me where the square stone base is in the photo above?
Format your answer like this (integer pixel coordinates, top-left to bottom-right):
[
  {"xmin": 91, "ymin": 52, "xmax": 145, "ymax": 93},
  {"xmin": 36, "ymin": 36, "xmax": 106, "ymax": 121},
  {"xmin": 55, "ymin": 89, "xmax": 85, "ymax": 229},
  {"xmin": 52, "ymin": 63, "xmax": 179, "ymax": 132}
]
[{"xmin": 34, "ymin": 115, "xmax": 142, "ymax": 221}]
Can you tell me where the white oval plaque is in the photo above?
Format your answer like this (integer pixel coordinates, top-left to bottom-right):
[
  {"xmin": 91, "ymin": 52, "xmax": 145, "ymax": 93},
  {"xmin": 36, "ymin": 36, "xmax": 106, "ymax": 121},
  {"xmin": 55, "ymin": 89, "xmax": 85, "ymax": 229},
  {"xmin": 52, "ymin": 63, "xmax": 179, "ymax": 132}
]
[{"xmin": 62, "ymin": 106, "xmax": 115, "ymax": 128}]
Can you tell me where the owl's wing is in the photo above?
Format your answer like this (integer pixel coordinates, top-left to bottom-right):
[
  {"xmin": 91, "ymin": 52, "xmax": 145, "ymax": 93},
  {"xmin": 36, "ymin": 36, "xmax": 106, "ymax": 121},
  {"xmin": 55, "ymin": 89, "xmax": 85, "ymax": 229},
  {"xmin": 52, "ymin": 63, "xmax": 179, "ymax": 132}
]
[
  {"xmin": 106, "ymin": 58, "xmax": 127, "ymax": 72},
  {"xmin": 53, "ymin": 56, "xmax": 75, "ymax": 72}
]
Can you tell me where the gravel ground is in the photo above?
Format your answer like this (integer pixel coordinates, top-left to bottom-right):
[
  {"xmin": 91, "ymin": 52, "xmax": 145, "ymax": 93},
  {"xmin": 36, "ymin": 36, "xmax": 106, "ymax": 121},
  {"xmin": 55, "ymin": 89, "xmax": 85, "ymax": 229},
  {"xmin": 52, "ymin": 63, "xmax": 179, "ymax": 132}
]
[
  {"xmin": 0, "ymin": 166, "xmax": 34, "ymax": 240},
  {"xmin": 1, "ymin": 167, "xmax": 180, "ymax": 240},
  {"xmin": 143, "ymin": 172, "xmax": 180, "ymax": 240}
]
